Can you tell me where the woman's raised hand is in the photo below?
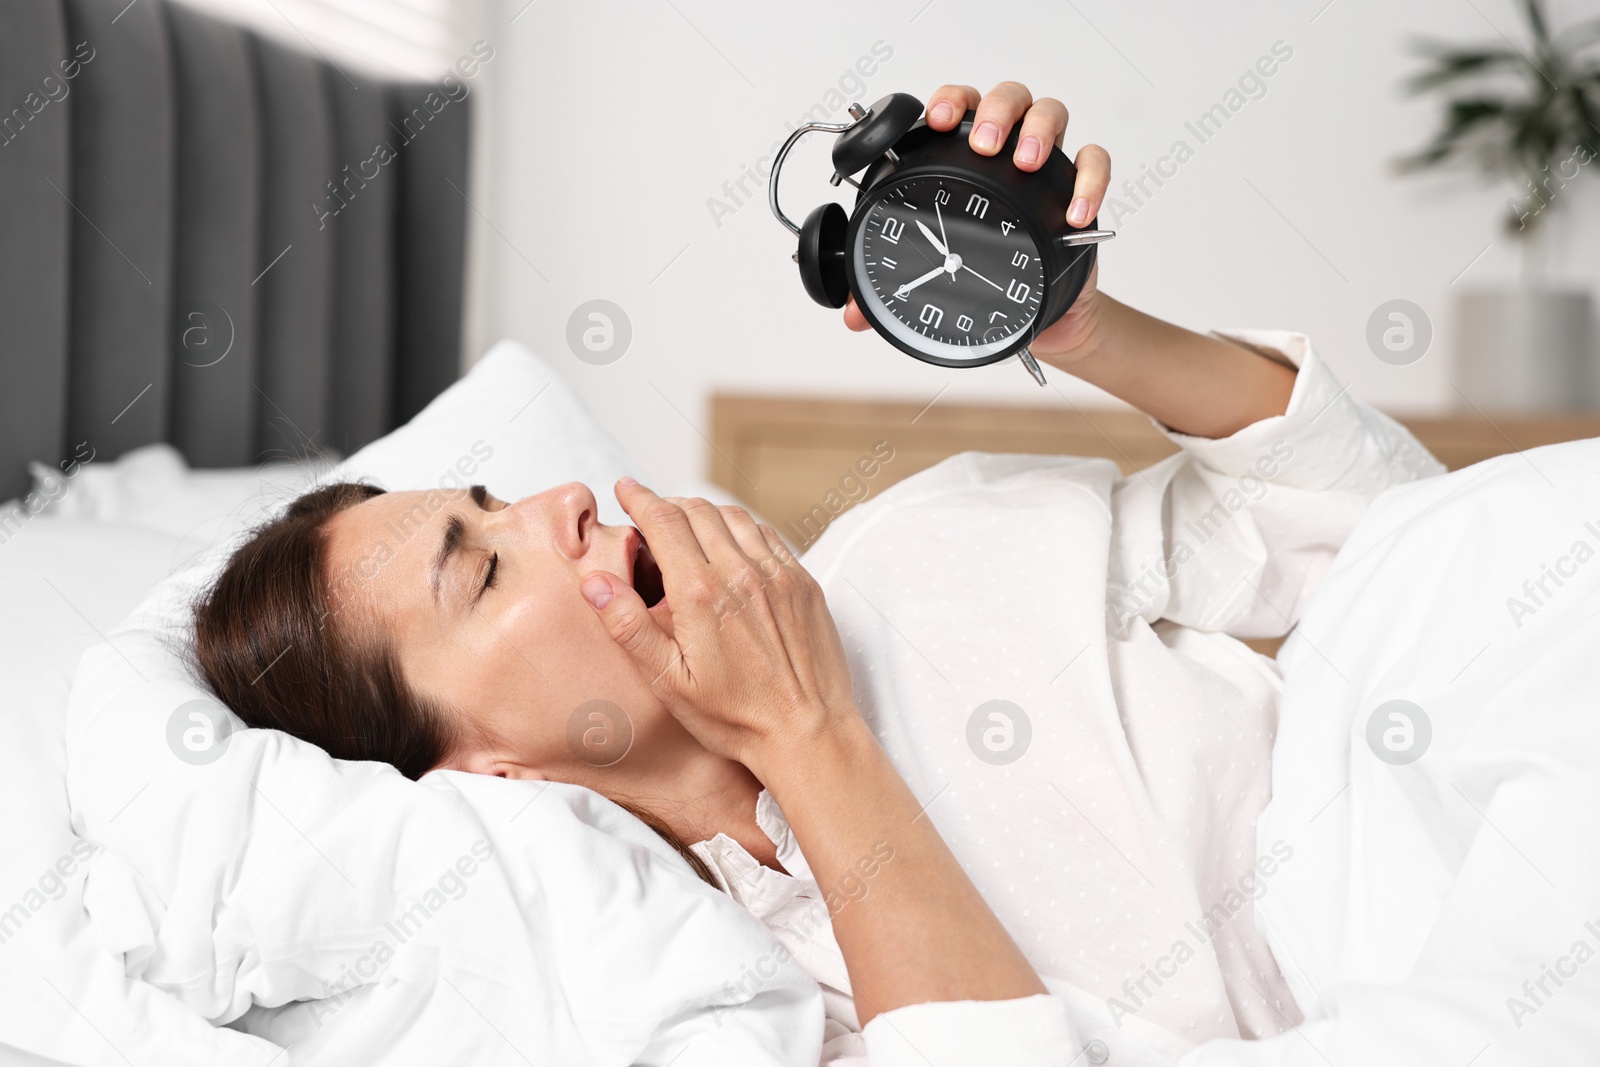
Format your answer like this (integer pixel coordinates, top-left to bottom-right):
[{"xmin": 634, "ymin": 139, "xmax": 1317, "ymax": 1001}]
[
  {"xmin": 578, "ymin": 478, "xmax": 860, "ymax": 778},
  {"xmin": 841, "ymin": 81, "xmax": 1114, "ymax": 365},
  {"xmin": 583, "ymin": 479, "xmax": 1050, "ymax": 1022}
]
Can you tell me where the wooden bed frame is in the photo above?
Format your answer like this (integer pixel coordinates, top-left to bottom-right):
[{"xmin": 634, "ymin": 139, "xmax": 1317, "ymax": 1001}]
[{"xmin": 709, "ymin": 394, "xmax": 1600, "ymax": 656}]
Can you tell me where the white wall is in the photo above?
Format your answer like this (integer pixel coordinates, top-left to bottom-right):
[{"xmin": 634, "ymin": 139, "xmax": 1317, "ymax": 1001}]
[{"xmin": 465, "ymin": 0, "xmax": 1600, "ymax": 491}]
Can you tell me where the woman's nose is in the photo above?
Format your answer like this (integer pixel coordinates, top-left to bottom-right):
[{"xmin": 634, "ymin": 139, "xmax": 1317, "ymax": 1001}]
[{"xmin": 545, "ymin": 481, "xmax": 598, "ymax": 558}]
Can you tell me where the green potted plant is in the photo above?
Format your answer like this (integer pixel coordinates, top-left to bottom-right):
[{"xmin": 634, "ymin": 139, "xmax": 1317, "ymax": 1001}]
[{"xmin": 1398, "ymin": 0, "xmax": 1600, "ymax": 409}]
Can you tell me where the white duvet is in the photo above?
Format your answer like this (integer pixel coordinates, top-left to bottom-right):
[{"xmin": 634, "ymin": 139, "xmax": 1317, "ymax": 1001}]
[{"xmin": 1187, "ymin": 438, "xmax": 1600, "ymax": 1064}]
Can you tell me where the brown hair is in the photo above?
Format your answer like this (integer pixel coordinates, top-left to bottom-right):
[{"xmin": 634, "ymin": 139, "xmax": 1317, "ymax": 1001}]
[{"xmin": 192, "ymin": 482, "xmax": 719, "ymax": 888}]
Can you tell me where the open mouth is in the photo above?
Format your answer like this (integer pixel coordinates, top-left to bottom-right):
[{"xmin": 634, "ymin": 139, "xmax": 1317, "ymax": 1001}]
[{"xmin": 631, "ymin": 532, "xmax": 666, "ymax": 608}]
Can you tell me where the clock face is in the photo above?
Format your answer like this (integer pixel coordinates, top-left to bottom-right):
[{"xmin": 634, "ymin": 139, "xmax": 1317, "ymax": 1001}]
[{"xmin": 851, "ymin": 174, "xmax": 1046, "ymax": 364}]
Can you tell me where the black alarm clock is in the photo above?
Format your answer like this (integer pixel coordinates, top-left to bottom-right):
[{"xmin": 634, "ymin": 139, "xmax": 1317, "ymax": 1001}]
[{"xmin": 769, "ymin": 92, "xmax": 1114, "ymax": 386}]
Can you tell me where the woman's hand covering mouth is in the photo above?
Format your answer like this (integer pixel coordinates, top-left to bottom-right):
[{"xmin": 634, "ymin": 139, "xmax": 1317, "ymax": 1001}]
[{"xmin": 580, "ymin": 478, "xmax": 861, "ymax": 775}]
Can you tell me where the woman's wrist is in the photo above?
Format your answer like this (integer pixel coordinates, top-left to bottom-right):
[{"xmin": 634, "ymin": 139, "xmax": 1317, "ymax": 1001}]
[
  {"xmin": 1039, "ymin": 291, "xmax": 1125, "ymax": 376},
  {"xmin": 1038, "ymin": 296, "xmax": 1296, "ymax": 438},
  {"xmin": 743, "ymin": 707, "xmax": 879, "ymax": 801}
]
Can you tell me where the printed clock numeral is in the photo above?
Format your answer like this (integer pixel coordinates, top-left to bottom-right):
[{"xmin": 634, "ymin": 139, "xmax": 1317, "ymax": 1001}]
[
  {"xmin": 919, "ymin": 303, "xmax": 944, "ymax": 328},
  {"xmin": 934, "ymin": 188, "xmax": 951, "ymax": 205},
  {"xmin": 1011, "ymin": 251, "xmax": 1030, "ymax": 269},
  {"xmin": 965, "ymin": 194, "xmax": 990, "ymax": 219},
  {"xmin": 1006, "ymin": 279, "xmax": 1031, "ymax": 304},
  {"xmin": 881, "ymin": 216, "xmax": 905, "ymax": 243},
  {"xmin": 955, "ymin": 314, "xmax": 974, "ymax": 332},
  {"xmin": 1001, "ymin": 220, "xmax": 1014, "ymax": 236}
]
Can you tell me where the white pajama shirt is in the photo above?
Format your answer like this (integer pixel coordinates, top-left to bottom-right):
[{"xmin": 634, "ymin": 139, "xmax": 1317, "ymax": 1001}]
[{"xmin": 692, "ymin": 329, "xmax": 1446, "ymax": 1066}]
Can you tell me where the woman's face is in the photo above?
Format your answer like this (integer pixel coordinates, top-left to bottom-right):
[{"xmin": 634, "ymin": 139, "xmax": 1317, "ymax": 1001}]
[{"xmin": 321, "ymin": 483, "xmax": 669, "ymax": 780}]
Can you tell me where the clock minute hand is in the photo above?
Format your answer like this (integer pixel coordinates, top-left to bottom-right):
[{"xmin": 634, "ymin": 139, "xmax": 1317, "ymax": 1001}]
[
  {"xmin": 893, "ymin": 264, "xmax": 948, "ymax": 298},
  {"xmin": 914, "ymin": 219, "xmax": 948, "ymax": 256}
]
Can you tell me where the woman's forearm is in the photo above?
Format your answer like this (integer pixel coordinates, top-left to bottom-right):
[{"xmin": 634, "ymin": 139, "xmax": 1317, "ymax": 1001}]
[
  {"xmin": 1057, "ymin": 294, "xmax": 1297, "ymax": 440},
  {"xmin": 753, "ymin": 718, "xmax": 1046, "ymax": 1025}
]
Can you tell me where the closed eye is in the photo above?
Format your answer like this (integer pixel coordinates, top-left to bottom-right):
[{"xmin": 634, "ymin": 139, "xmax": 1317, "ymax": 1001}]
[
  {"xmin": 467, "ymin": 485, "xmax": 502, "ymax": 605},
  {"xmin": 476, "ymin": 552, "xmax": 499, "ymax": 602}
]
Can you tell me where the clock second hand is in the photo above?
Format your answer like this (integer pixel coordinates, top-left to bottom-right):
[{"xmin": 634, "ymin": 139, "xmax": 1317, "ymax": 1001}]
[{"xmin": 960, "ymin": 262, "xmax": 1006, "ymax": 293}]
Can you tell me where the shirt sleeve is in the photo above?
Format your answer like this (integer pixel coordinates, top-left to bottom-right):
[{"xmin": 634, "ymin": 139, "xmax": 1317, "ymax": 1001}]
[
  {"xmin": 816, "ymin": 994, "xmax": 1081, "ymax": 1067},
  {"xmin": 1105, "ymin": 329, "xmax": 1446, "ymax": 639}
]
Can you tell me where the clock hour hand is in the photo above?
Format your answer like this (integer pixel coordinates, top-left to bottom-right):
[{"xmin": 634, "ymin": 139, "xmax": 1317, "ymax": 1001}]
[
  {"xmin": 914, "ymin": 219, "xmax": 948, "ymax": 257},
  {"xmin": 893, "ymin": 264, "xmax": 948, "ymax": 299}
]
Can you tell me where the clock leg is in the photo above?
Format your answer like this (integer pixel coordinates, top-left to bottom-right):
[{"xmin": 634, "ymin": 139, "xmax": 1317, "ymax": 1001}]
[{"xmin": 1018, "ymin": 347, "xmax": 1048, "ymax": 387}]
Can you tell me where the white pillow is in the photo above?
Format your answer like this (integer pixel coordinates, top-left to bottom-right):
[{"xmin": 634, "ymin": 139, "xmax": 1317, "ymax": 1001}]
[
  {"xmin": 0, "ymin": 517, "xmax": 280, "ymax": 1063},
  {"xmin": 319, "ymin": 339, "xmax": 646, "ymax": 517},
  {"xmin": 62, "ymin": 340, "xmax": 823, "ymax": 1066},
  {"xmin": 27, "ymin": 443, "xmax": 334, "ymax": 543}
]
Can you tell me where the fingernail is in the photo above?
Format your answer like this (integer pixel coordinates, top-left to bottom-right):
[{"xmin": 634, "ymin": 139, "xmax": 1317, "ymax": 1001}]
[
  {"xmin": 972, "ymin": 121, "xmax": 1000, "ymax": 152},
  {"xmin": 581, "ymin": 574, "xmax": 614, "ymax": 609},
  {"xmin": 930, "ymin": 101, "xmax": 954, "ymax": 125},
  {"xmin": 1068, "ymin": 197, "xmax": 1090, "ymax": 226},
  {"xmin": 618, "ymin": 476, "xmax": 638, "ymax": 488},
  {"xmin": 1016, "ymin": 136, "xmax": 1040, "ymax": 165}
]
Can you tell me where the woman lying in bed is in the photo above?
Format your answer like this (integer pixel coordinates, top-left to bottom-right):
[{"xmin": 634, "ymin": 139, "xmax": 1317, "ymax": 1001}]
[{"xmin": 192, "ymin": 82, "xmax": 1445, "ymax": 1064}]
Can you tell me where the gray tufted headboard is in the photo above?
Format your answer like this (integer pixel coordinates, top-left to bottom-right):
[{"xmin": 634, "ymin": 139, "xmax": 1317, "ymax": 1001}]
[{"xmin": 0, "ymin": 0, "xmax": 471, "ymax": 500}]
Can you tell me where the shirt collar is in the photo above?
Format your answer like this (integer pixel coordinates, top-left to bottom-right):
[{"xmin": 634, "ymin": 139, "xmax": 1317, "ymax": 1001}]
[{"xmin": 688, "ymin": 789, "xmax": 817, "ymax": 903}]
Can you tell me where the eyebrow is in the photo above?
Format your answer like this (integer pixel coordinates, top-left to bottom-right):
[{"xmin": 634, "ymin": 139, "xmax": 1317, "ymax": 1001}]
[
  {"xmin": 431, "ymin": 515, "xmax": 465, "ymax": 605},
  {"xmin": 430, "ymin": 486, "xmax": 489, "ymax": 606}
]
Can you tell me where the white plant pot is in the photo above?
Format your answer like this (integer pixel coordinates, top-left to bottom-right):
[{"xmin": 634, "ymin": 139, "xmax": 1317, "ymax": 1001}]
[{"xmin": 1453, "ymin": 287, "xmax": 1596, "ymax": 411}]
